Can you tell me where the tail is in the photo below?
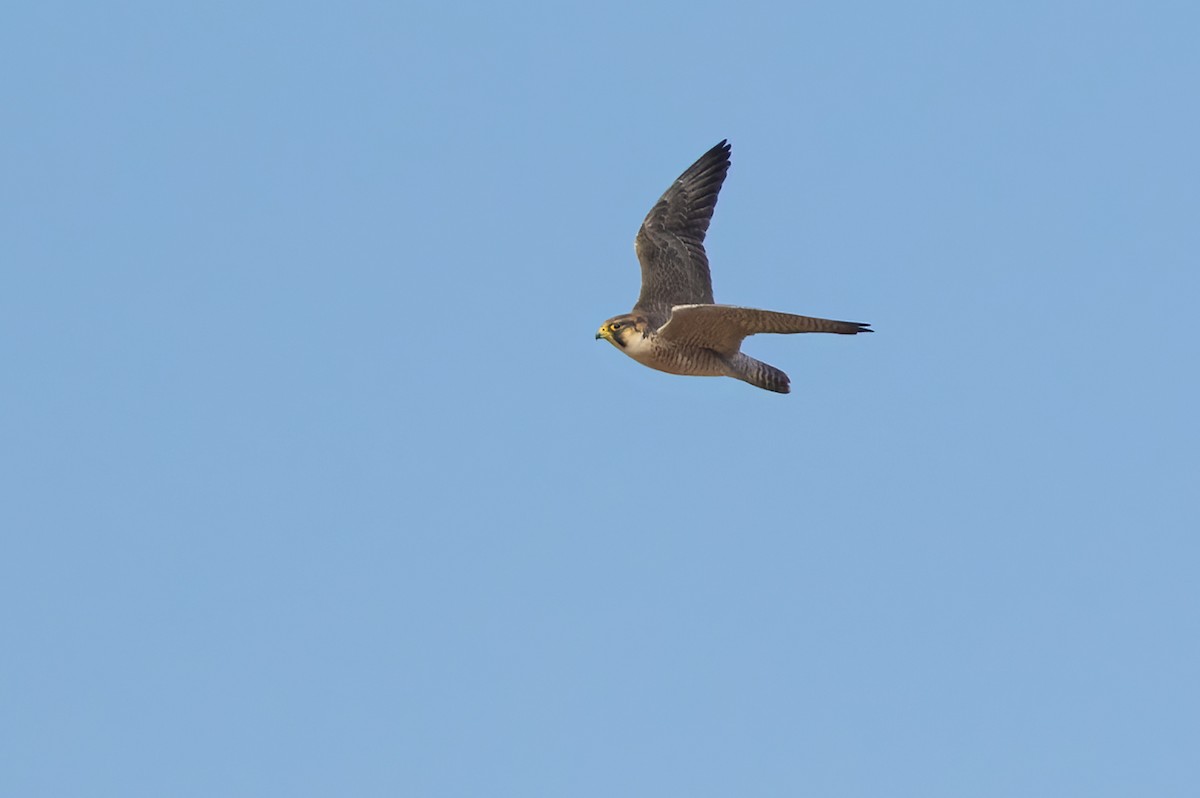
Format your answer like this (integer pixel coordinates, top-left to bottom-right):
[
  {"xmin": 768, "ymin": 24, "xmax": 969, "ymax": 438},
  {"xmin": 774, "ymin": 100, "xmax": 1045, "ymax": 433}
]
[{"xmin": 732, "ymin": 355, "xmax": 791, "ymax": 394}]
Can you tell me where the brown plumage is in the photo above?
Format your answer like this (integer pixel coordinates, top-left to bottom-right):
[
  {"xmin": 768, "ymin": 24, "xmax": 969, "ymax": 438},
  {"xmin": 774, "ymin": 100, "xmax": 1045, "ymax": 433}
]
[{"xmin": 596, "ymin": 140, "xmax": 872, "ymax": 394}]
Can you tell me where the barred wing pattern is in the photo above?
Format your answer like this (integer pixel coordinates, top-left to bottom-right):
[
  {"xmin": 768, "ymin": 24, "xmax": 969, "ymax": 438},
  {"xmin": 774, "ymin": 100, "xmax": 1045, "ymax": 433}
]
[
  {"xmin": 658, "ymin": 304, "xmax": 873, "ymax": 356},
  {"xmin": 633, "ymin": 140, "xmax": 731, "ymax": 328}
]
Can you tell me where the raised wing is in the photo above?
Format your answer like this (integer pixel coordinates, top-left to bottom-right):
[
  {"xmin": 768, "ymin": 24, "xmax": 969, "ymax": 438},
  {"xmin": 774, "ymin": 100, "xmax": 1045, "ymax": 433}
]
[
  {"xmin": 658, "ymin": 304, "xmax": 873, "ymax": 355},
  {"xmin": 633, "ymin": 140, "xmax": 731, "ymax": 327}
]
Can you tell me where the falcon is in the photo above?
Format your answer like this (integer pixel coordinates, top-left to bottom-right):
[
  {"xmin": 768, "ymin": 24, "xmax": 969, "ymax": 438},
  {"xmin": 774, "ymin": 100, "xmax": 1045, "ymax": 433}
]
[{"xmin": 596, "ymin": 140, "xmax": 872, "ymax": 394}]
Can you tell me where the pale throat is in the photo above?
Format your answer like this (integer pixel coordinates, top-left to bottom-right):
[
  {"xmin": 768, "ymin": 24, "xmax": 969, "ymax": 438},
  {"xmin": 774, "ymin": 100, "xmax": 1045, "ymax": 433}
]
[{"xmin": 618, "ymin": 329, "xmax": 655, "ymax": 360}]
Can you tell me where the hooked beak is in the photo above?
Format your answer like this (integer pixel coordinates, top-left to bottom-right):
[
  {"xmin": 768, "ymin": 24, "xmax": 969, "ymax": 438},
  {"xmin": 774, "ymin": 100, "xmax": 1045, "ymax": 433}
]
[{"xmin": 596, "ymin": 327, "xmax": 624, "ymax": 348}]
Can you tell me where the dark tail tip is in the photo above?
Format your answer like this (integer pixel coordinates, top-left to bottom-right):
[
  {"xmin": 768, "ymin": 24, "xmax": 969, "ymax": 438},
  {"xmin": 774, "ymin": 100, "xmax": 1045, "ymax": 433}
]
[{"xmin": 743, "ymin": 360, "xmax": 790, "ymax": 393}]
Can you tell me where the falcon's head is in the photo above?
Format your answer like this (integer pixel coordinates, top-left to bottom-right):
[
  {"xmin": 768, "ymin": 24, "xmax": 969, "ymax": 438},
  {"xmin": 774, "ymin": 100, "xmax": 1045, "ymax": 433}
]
[{"xmin": 595, "ymin": 314, "xmax": 648, "ymax": 349}]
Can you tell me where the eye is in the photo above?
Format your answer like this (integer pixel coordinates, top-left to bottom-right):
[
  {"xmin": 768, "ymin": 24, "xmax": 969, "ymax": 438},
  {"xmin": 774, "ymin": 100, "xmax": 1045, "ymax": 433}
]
[{"xmin": 612, "ymin": 322, "xmax": 622, "ymax": 330}]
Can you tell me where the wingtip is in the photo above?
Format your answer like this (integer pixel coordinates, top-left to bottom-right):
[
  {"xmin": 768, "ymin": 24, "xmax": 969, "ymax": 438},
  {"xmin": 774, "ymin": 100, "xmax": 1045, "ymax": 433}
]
[{"xmin": 705, "ymin": 139, "xmax": 731, "ymax": 160}]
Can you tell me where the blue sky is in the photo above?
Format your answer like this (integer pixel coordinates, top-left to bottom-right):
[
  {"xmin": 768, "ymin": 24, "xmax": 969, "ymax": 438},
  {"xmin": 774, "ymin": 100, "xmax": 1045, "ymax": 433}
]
[{"xmin": 3, "ymin": 1, "xmax": 1198, "ymax": 795}]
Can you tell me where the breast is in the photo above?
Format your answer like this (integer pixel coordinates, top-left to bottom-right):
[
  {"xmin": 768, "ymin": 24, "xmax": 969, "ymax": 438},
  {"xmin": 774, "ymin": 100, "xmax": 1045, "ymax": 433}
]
[{"xmin": 624, "ymin": 334, "xmax": 727, "ymax": 377}]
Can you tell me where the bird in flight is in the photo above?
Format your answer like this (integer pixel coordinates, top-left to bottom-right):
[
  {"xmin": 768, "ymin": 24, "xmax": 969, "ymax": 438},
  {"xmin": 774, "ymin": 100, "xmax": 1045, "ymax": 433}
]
[{"xmin": 596, "ymin": 140, "xmax": 872, "ymax": 393}]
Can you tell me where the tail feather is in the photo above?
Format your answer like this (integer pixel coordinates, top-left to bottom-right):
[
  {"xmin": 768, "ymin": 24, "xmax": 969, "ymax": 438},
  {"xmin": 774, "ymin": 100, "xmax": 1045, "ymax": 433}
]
[{"xmin": 734, "ymin": 355, "xmax": 790, "ymax": 394}]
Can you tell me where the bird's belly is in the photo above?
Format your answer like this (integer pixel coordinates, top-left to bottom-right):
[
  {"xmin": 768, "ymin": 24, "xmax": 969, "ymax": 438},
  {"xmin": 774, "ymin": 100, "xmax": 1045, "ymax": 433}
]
[{"xmin": 624, "ymin": 340, "xmax": 728, "ymax": 377}]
